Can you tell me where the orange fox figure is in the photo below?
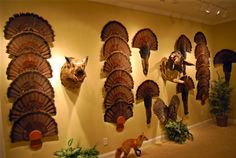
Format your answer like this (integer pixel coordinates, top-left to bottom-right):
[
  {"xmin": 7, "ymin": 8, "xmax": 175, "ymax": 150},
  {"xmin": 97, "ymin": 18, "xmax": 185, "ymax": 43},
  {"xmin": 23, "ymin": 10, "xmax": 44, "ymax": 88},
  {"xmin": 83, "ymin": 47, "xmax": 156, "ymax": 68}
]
[{"xmin": 115, "ymin": 133, "xmax": 148, "ymax": 158}]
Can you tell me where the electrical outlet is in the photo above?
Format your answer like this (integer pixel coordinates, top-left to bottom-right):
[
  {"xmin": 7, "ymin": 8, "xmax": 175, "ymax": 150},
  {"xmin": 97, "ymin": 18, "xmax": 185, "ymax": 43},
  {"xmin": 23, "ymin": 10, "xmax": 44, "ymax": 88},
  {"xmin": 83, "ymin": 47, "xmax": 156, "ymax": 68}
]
[{"xmin": 103, "ymin": 137, "xmax": 108, "ymax": 146}]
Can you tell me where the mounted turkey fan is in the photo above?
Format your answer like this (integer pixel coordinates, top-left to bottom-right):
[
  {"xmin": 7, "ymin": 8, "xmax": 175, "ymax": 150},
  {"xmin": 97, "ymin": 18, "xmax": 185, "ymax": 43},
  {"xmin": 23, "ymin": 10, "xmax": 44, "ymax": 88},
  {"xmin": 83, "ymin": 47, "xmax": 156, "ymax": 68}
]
[
  {"xmin": 194, "ymin": 32, "xmax": 210, "ymax": 105},
  {"xmin": 175, "ymin": 34, "xmax": 192, "ymax": 59},
  {"xmin": 176, "ymin": 76, "xmax": 195, "ymax": 115},
  {"xmin": 4, "ymin": 13, "xmax": 55, "ymax": 46},
  {"xmin": 7, "ymin": 71, "xmax": 54, "ymax": 101},
  {"xmin": 101, "ymin": 20, "xmax": 129, "ymax": 42},
  {"xmin": 9, "ymin": 90, "xmax": 56, "ymax": 122},
  {"xmin": 214, "ymin": 49, "xmax": 236, "ymax": 82},
  {"xmin": 194, "ymin": 43, "xmax": 210, "ymax": 59},
  {"xmin": 104, "ymin": 101, "xmax": 133, "ymax": 132},
  {"xmin": 102, "ymin": 36, "xmax": 131, "ymax": 60},
  {"xmin": 6, "ymin": 52, "xmax": 53, "ymax": 80},
  {"xmin": 104, "ymin": 85, "xmax": 134, "ymax": 109},
  {"xmin": 136, "ymin": 80, "xmax": 159, "ymax": 124},
  {"xmin": 132, "ymin": 28, "xmax": 158, "ymax": 75},
  {"xmin": 153, "ymin": 95, "xmax": 180, "ymax": 125},
  {"xmin": 103, "ymin": 52, "xmax": 132, "ymax": 76},
  {"xmin": 10, "ymin": 111, "xmax": 58, "ymax": 150},
  {"xmin": 104, "ymin": 69, "xmax": 134, "ymax": 92},
  {"xmin": 6, "ymin": 32, "xmax": 51, "ymax": 59},
  {"xmin": 174, "ymin": 34, "xmax": 193, "ymax": 75}
]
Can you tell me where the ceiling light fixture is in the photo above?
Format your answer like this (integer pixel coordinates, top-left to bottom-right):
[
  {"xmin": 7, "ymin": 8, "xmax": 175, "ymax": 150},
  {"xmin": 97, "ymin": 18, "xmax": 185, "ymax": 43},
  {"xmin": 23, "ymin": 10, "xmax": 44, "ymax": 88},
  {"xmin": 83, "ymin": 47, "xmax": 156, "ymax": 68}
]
[{"xmin": 199, "ymin": 0, "xmax": 227, "ymax": 18}]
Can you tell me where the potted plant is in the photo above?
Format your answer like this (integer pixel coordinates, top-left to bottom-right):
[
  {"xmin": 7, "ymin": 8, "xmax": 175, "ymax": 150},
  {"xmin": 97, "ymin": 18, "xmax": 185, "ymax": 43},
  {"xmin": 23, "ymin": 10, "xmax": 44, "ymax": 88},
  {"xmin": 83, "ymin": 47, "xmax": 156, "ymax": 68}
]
[
  {"xmin": 165, "ymin": 119, "xmax": 193, "ymax": 144},
  {"xmin": 209, "ymin": 75, "xmax": 233, "ymax": 127}
]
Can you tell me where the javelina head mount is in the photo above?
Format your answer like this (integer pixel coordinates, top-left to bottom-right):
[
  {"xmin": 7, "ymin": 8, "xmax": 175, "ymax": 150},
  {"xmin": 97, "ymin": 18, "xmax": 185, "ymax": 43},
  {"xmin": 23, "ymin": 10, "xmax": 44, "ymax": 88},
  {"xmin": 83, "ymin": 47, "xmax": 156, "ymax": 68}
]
[{"xmin": 60, "ymin": 56, "xmax": 88, "ymax": 89}]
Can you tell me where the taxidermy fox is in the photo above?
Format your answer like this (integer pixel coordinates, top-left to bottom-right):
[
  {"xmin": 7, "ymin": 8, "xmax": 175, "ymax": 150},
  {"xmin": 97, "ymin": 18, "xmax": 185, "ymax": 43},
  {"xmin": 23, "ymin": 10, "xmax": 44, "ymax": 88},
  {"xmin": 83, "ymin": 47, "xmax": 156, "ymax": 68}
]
[{"xmin": 115, "ymin": 133, "xmax": 148, "ymax": 158}]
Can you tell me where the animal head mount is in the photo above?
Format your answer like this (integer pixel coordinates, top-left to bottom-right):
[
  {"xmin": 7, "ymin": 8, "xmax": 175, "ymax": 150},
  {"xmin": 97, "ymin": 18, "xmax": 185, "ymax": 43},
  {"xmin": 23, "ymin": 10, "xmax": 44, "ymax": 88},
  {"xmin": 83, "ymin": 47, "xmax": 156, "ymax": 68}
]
[
  {"xmin": 60, "ymin": 56, "xmax": 88, "ymax": 89},
  {"xmin": 160, "ymin": 51, "xmax": 194, "ymax": 83}
]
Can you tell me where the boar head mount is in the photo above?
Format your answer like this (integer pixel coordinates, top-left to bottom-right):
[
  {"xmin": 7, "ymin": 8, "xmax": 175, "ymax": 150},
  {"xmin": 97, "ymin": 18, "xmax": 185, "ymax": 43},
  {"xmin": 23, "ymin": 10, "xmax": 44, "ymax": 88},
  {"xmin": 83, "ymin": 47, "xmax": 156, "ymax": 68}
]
[{"xmin": 60, "ymin": 56, "xmax": 88, "ymax": 89}]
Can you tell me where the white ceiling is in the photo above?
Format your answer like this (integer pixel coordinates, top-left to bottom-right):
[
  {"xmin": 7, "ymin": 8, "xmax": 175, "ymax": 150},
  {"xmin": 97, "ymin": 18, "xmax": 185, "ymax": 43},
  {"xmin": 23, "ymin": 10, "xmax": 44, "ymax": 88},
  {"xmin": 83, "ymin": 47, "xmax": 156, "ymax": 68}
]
[{"xmin": 89, "ymin": 0, "xmax": 236, "ymax": 25}]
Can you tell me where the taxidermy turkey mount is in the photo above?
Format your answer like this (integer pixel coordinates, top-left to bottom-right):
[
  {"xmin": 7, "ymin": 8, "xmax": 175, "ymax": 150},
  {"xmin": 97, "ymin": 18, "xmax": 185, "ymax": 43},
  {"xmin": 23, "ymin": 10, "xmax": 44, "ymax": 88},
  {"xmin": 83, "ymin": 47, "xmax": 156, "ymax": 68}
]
[
  {"xmin": 132, "ymin": 28, "xmax": 158, "ymax": 75},
  {"xmin": 60, "ymin": 56, "xmax": 88, "ymax": 90}
]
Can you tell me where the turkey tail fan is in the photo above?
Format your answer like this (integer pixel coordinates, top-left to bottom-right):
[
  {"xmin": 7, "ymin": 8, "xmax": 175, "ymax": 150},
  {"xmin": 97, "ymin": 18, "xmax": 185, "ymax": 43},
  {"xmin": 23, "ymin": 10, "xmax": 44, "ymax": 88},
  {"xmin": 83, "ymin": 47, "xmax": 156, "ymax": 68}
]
[
  {"xmin": 132, "ymin": 28, "xmax": 158, "ymax": 50},
  {"xmin": 176, "ymin": 76, "xmax": 194, "ymax": 115},
  {"xmin": 102, "ymin": 36, "xmax": 131, "ymax": 59},
  {"xmin": 104, "ymin": 69, "xmax": 134, "ymax": 92},
  {"xmin": 194, "ymin": 32, "xmax": 207, "ymax": 45},
  {"xmin": 103, "ymin": 52, "xmax": 132, "ymax": 76},
  {"xmin": 6, "ymin": 32, "xmax": 51, "ymax": 59},
  {"xmin": 168, "ymin": 95, "xmax": 180, "ymax": 121},
  {"xmin": 153, "ymin": 97, "xmax": 168, "ymax": 125},
  {"xmin": 136, "ymin": 80, "xmax": 159, "ymax": 124},
  {"xmin": 196, "ymin": 85, "xmax": 209, "ymax": 105},
  {"xmin": 214, "ymin": 49, "xmax": 236, "ymax": 82},
  {"xmin": 10, "ymin": 111, "xmax": 58, "ymax": 143},
  {"xmin": 9, "ymin": 90, "xmax": 56, "ymax": 122},
  {"xmin": 175, "ymin": 34, "xmax": 192, "ymax": 59},
  {"xmin": 136, "ymin": 80, "xmax": 159, "ymax": 100},
  {"xmin": 104, "ymin": 85, "xmax": 134, "ymax": 109},
  {"xmin": 101, "ymin": 21, "xmax": 129, "ymax": 42},
  {"xmin": 196, "ymin": 66, "xmax": 210, "ymax": 80},
  {"xmin": 4, "ymin": 13, "xmax": 54, "ymax": 46},
  {"xmin": 104, "ymin": 101, "xmax": 133, "ymax": 132},
  {"xmin": 194, "ymin": 43, "xmax": 210, "ymax": 59},
  {"xmin": 7, "ymin": 71, "xmax": 54, "ymax": 101},
  {"xmin": 6, "ymin": 52, "xmax": 53, "ymax": 80},
  {"xmin": 195, "ymin": 54, "xmax": 210, "ymax": 70}
]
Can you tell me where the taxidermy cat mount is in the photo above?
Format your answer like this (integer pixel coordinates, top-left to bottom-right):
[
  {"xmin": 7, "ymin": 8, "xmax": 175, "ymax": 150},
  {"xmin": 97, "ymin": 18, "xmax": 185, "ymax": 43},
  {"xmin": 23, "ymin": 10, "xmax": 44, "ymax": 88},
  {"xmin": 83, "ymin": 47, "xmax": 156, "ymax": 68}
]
[
  {"xmin": 60, "ymin": 56, "xmax": 88, "ymax": 89},
  {"xmin": 115, "ymin": 133, "xmax": 148, "ymax": 158}
]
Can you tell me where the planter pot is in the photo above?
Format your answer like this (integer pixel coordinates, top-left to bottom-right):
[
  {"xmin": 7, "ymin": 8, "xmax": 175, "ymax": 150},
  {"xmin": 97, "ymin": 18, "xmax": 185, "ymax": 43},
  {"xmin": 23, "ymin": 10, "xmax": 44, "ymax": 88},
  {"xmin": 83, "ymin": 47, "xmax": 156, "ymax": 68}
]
[{"xmin": 216, "ymin": 115, "xmax": 228, "ymax": 127}]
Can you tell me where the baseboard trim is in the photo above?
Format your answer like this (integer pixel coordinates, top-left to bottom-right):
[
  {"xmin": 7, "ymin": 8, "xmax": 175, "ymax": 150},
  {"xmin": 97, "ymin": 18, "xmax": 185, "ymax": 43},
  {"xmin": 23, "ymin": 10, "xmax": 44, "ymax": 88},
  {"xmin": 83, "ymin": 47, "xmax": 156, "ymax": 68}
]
[{"xmin": 99, "ymin": 119, "xmax": 212, "ymax": 158}]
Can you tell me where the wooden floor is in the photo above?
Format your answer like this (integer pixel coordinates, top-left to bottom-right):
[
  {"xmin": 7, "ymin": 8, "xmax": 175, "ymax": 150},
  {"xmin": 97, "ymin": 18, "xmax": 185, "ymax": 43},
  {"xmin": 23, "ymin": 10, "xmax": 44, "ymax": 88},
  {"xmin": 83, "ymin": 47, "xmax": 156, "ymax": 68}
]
[{"xmin": 127, "ymin": 121, "xmax": 236, "ymax": 158}]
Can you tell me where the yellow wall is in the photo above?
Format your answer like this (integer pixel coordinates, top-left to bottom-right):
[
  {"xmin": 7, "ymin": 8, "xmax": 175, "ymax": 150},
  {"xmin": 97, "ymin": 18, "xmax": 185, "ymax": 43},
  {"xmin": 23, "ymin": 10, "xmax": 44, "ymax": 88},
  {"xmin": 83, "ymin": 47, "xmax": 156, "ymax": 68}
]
[
  {"xmin": 0, "ymin": 0, "xmax": 218, "ymax": 157},
  {"xmin": 212, "ymin": 20, "xmax": 236, "ymax": 119}
]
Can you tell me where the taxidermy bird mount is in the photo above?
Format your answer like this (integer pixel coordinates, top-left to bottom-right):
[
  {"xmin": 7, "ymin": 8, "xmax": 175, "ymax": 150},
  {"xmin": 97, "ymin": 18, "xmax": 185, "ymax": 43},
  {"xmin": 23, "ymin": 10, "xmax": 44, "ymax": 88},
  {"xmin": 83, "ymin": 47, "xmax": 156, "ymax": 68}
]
[
  {"xmin": 214, "ymin": 49, "xmax": 236, "ymax": 82},
  {"xmin": 132, "ymin": 28, "xmax": 158, "ymax": 75},
  {"xmin": 153, "ymin": 95, "xmax": 180, "ymax": 125},
  {"xmin": 60, "ymin": 56, "xmax": 88, "ymax": 89},
  {"xmin": 136, "ymin": 80, "xmax": 159, "ymax": 124}
]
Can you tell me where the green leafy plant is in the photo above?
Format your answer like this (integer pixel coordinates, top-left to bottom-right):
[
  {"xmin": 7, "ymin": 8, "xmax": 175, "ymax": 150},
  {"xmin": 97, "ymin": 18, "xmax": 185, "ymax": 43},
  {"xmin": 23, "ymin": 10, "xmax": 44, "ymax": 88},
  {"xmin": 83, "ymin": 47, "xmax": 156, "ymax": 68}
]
[
  {"xmin": 209, "ymin": 75, "xmax": 233, "ymax": 116},
  {"xmin": 54, "ymin": 138, "xmax": 99, "ymax": 158},
  {"xmin": 164, "ymin": 119, "xmax": 193, "ymax": 144}
]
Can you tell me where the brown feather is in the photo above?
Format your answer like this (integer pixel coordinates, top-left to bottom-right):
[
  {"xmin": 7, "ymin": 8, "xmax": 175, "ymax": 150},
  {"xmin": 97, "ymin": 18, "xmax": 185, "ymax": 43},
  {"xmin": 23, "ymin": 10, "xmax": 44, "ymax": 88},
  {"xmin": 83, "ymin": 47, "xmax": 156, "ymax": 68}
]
[
  {"xmin": 9, "ymin": 90, "xmax": 56, "ymax": 122},
  {"xmin": 10, "ymin": 111, "xmax": 58, "ymax": 142},
  {"xmin": 6, "ymin": 52, "xmax": 53, "ymax": 80},
  {"xmin": 102, "ymin": 36, "xmax": 131, "ymax": 59},
  {"xmin": 6, "ymin": 32, "xmax": 51, "ymax": 59},
  {"xmin": 101, "ymin": 21, "xmax": 129, "ymax": 42},
  {"xmin": 7, "ymin": 71, "xmax": 54, "ymax": 101},
  {"xmin": 104, "ymin": 85, "xmax": 134, "ymax": 109},
  {"xmin": 4, "ymin": 13, "xmax": 54, "ymax": 46}
]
